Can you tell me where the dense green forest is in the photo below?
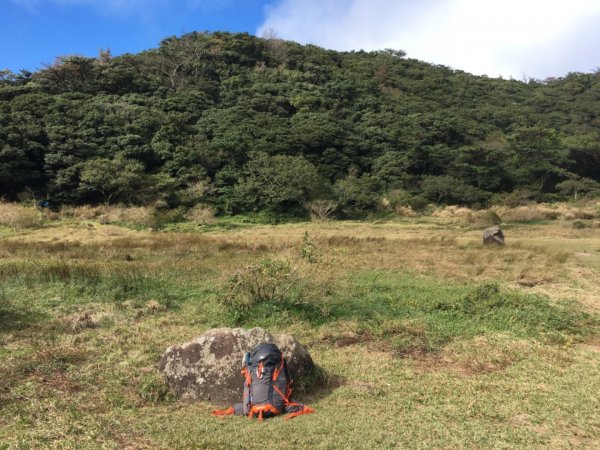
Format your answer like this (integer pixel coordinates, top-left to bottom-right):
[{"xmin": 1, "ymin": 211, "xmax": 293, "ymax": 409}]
[{"xmin": 1, "ymin": 31, "xmax": 599, "ymax": 217}]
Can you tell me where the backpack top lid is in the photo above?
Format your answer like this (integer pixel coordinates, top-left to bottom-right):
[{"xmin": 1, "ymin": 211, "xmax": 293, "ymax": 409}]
[{"xmin": 249, "ymin": 343, "xmax": 281, "ymax": 366}]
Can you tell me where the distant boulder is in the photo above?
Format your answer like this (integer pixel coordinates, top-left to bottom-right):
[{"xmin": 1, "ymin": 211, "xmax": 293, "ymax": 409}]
[
  {"xmin": 158, "ymin": 327, "xmax": 314, "ymax": 405},
  {"xmin": 483, "ymin": 225, "xmax": 505, "ymax": 245}
]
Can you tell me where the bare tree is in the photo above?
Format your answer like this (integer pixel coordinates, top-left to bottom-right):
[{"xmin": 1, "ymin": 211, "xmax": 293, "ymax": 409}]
[{"xmin": 301, "ymin": 199, "xmax": 338, "ymax": 222}]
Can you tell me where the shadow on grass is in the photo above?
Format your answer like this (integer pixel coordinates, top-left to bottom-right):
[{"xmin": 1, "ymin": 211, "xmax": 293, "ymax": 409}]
[
  {"xmin": 296, "ymin": 367, "xmax": 346, "ymax": 405},
  {"xmin": 0, "ymin": 305, "xmax": 48, "ymax": 333}
]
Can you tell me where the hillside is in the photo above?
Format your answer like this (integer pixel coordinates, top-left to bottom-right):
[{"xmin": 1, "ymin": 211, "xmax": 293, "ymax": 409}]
[{"xmin": 1, "ymin": 31, "xmax": 599, "ymax": 216}]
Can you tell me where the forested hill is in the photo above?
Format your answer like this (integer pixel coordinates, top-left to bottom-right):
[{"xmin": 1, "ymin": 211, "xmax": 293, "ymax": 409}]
[{"xmin": 1, "ymin": 31, "xmax": 599, "ymax": 216}]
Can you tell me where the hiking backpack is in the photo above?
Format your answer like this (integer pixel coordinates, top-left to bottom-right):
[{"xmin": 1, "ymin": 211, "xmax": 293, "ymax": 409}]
[{"xmin": 212, "ymin": 343, "xmax": 314, "ymax": 421}]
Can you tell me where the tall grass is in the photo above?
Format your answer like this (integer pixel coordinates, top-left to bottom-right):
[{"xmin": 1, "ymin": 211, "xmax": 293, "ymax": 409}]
[{"xmin": 0, "ymin": 201, "xmax": 40, "ymax": 228}]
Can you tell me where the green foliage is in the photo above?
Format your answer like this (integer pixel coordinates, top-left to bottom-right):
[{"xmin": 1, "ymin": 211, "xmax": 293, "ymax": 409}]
[
  {"xmin": 421, "ymin": 175, "xmax": 490, "ymax": 206},
  {"xmin": 222, "ymin": 257, "xmax": 328, "ymax": 325},
  {"xmin": 232, "ymin": 152, "xmax": 324, "ymax": 212},
  {"xmin": 301, "ymin": 231, "xmax": 317, "ymax": 263},
  {"xmin": 337, "ymin": 274, "xmax": 596, "ymax": 350},
  {"xmin": 555, "ymin": 177, "xmax": 600, "ymax": 199},
  {"xmin": 1, "ymin": 31, "xmax": 599, "ymax": 208},
  {"xmin": 78, "ymin": 156, "xmax": 145, "ymax": 204},
  {"xmin": 333, "ymin": 173, "xmax": 381, "ymax": 217},
  {"xmin": 508, "ymin": 126, "xmax": 569, "ymax": 195}
]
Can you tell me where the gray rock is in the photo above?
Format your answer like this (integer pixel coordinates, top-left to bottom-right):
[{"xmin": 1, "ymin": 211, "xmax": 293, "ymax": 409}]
[
  {"xmin": 158, "ymin": 327, "xmax": 314, "ymax": 405},
  {"xmin": 483, "ymin": 225, "xmax": 505, "ymax": 245}
]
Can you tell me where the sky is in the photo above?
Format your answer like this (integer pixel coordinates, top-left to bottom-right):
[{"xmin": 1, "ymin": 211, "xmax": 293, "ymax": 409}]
[{"xmin": 2, "ymin": 0, "xmax": 600, "ymax": 79}]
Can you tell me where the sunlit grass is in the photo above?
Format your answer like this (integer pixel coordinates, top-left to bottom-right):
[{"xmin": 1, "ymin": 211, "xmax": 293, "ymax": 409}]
[{"xmin": 0, "ymin": 216, "xmax": 599, "ymax": 448}]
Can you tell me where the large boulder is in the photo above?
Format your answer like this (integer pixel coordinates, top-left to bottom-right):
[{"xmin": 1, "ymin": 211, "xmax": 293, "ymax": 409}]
[
  {"xmin": 483, "ymin": 225, "xmax": 505, "ymax": 245},
  {"xmin": 158, "ymin": 327, "xmax": 315, "ymax": 405}
]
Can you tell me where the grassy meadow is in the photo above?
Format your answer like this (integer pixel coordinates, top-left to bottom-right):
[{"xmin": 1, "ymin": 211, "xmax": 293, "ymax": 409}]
[{"xmin": 1, "ymin": 202, "xmax": 599, "ymax": 449}]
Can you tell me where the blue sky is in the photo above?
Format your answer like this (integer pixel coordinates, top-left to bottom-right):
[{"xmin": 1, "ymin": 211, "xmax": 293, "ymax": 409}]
[
  {"xmin": 3, "ymin": 0, "xmax": 600, "ymax": 79},
  {"xmin": 1, "ymin": 0, "xmax": 270, "ymax": 72}
]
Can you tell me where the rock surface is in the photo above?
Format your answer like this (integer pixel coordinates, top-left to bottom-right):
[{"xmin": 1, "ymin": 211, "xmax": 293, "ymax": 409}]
[
  {"xmin": 158, "ymin": 327, "xmax": 314, "ymax": 405},
  {"xmin": 483, "ymin": 225, "xmax": 505, "ymax": 245}
]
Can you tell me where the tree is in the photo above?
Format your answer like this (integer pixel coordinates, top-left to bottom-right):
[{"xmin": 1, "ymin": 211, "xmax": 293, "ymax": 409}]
[
  {"xmin": 372, "ymin": 151, "xmax": 410, "ymax": 189},
  {"xmin": 78, "ymin": 157, "xmax": 145, "ymax": 204},
  {"xmin": 233, "ymin": 152, "xmax": 324, "ymax": 211},
  {"xmin": 333, "ymin": 173, "xmax": 380, "ymax": 218},
  {"xmin": 508, "ymin": 127, "xmax": 569, "ymax": 195},
  {"xmin": 421, "ymin": 175, "xmax": 490, "ymax": 206}
]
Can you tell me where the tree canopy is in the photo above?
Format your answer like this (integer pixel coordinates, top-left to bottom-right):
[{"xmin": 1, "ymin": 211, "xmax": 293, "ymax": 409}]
[{"xmin": 1, "ymin": 31, "xmax": 599, "ymax": 216}]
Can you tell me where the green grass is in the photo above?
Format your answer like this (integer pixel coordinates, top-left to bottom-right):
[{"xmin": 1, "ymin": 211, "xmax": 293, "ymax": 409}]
[{"xmin": 0, "ymin": 221, "xmax": 599, "ymax": 449}]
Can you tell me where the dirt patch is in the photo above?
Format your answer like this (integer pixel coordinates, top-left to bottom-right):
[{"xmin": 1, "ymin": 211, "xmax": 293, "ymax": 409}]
[
  {"xmin": 412, "ymin": 353, "xmax": 486, "ymax": 376},
  {"xmin": 41, "ymin": 370, "xmax": 82, "ymax": 394},
  {"xmin": 508, "ymin": 413, "xmax": 532, "ymax": 427},
  {"xmin": 312, "ymin": 331, "xmax": 375, "ymax": 348}
]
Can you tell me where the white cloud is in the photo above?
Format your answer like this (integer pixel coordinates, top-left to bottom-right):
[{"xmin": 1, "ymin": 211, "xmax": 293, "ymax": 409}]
[{"xmin": 259, "ymin": 0, "xmax": 600, "ymax": 79}]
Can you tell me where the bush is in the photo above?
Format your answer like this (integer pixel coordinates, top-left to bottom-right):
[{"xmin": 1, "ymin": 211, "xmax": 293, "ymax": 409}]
[
  {"xmin": 0, "ymin": 202, "xmax": 40, "ymax": 228},
  {"xmin": 151, "ymin": 207, "xmax": 186, "ymax": 229},
  {"xmin": 225, "ymin": 259, "xmax": 299, "ymax": 311},
  {"xmin": 333, "ymin": 174, "xmax": 380, "ymax": 218},
  {"xmin": 185, "ymin": 204, "xmax": 216, "ymax": 225},
  {"xmin": 113, "ymin": 206, "xmax": 156, "ymax": 227},
  {"xmin": 302, "ymin": 199, "xmax": 337, "ymax": 222},
  {"xmin": 499, "ymin": 205, "xmax": 545, "ymax": 222},
  {"xmin": 223, "ymin": 258, "xmax": 329, "ymax": 325},
  {"xmin": 60, "ymin": 205, "xmax": 103, "ymax": 220}
]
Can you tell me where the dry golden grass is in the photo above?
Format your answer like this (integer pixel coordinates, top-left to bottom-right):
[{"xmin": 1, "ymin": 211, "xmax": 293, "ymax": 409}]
[
  {"xmin": 0, "ymin": 201, "xmax": 41, "ymax": 228},
  {"xmin": 60, "ymin": 204, "xmax": 156, "ymax": 226},
  {"xmin": 431, "ymin": 205, "xmax": 475, "ymax": 220},
  {"xmin": 2, "ymin": 213, "xmax": 599, "ymax": 449},
  {"xmin": 184, "ymin": 203, "xmax": 216, "ymax": 225},
  {"xmin": 4, "ymin": 213, "xmax": 598, "ymax": 313},
  {"xmin": 414, "ymin": 201, "xmax": 600, "ymax": 225},
  {"xmin": 495, "ymin": 201, "xmax": 600, "ymax": 222}
]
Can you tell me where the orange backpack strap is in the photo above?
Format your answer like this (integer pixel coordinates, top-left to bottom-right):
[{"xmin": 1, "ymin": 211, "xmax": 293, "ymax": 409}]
[
  {"xmin": 212, "ymin": 406, "xmax": 235, "ymax": 417},
  {"xmin": 273, "ymin": 384, "xmax": 290, "ymax": 405},
  {"xmin": 241, "ymin": 366, "xmax": 252, "ymax": 386},
  {"xmin": 285, "ymin": 404, "xmax": 315, "ymax": 420},
  {"xmin": 248, "ymin": 404, "xmax": 281, "ymax": 421}
]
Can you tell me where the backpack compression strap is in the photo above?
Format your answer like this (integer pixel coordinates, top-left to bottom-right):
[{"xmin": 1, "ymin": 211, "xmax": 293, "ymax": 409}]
[
  {"xmin": 212, "ymin": 406, "xmax": 235, "ymax": 416},
  {"xmin": 248, "ymin": 404, "xmax": 281, "ymax": 421},
  {"xmin": 285, "ymin": 403, "xmax": 315, "ymax": 420}
]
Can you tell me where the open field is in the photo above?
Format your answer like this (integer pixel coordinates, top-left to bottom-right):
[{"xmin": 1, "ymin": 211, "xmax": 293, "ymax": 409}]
[{"xmin": 1, "ymin": 212, "xmax": 599, "ymax": 449}]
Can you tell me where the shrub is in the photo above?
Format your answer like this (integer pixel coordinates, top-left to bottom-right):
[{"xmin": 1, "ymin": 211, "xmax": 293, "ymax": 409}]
[
  {"xmin": 301, "ymin": 231, "xmax": 318, "ymax": 263},
  {"xmin": 60, "ymin": 205, "xmax": 106, "ymax": 221},
  {"xmin": 302, "ymin": 199, "xmax": 337, "ymax": 222},
  {"xmin": 499, "ymin": 205, "xmax": 545, "ymax": 222},
  {"xmin": 223, "ymin": 258, "xmax": 329, "ymax": 325},
  {"xmin": 226, "ymin": 259, "xmax": 299, "ymax": 311},
  {"xmin": 394, "ymin": 205, "xmax": 416, "ymax": 217},
  {"xmin": 0, "ymin": 202, "xmax": 40, "ymax": 228},
  {"xmin": 151, "ymin": 207, "xmax": 186, "ymax": 229},
  {"xmin": 432, "ymin": 206, "xmax": 474, "ymax": 220},
  {"xmin": 185, "ymin": 204, "xmax": 216, "ymax": 225},
  {"xmin": 475, "ymin": 209, "xmax": 502, "ymax": 225},
  {"xmin": 333, "ymin": 174, "xmax": 380, "ymax": 218}
]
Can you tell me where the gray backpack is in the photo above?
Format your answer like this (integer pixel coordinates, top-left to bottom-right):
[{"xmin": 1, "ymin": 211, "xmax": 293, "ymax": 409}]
[{"xmin": 213, "ymin": 343, "xmax": 314, "ymax": 420}]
